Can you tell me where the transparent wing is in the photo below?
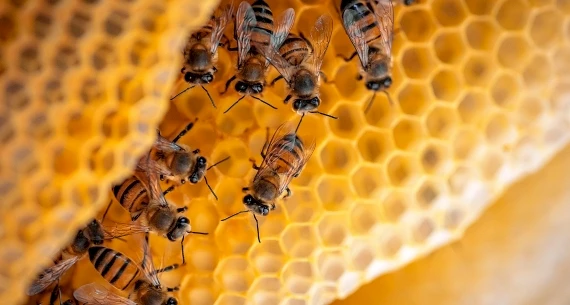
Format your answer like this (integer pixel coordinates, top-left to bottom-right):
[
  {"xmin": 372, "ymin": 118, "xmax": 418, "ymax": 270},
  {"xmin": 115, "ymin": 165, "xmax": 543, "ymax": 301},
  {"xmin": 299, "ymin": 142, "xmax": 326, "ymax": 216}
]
[
  {"xmin": 258, "ymin": 44, "xmax": 295, "ymax": 82},
  {"xmin": 372, "ymin": 0, "xmax": 394, "ymax": 57},
  {"xmin": 27, "ymin": 256, "xmax": 79, "ymax": 296},
  {"xmin": 103, "ymin": 222, "xmax": 151, "ymax": 239},
  {"xmin": 134, "ymin": 154, "xmax": 169, "ymax": 208},
  {"xmin": 153, "ymin": 134, "xmax": 184, "ymax": 154},
  {"xmin": 74, "ymin": 283, "xmax": 137, "ymax": 305},
  {"xmin": 270, "ymin": 8, "xmax": 295, "ymax": 51},
  {"xmin": 134, "ymin": 233, "xmax": 161, "ymax": 288},
  {"xmin": 309, "ymin": 14, "xmax": 333, "ymax": 75},
  {"xmin": 342, "ymin": 8, "xmax": 370, "ymax": 69},
  {"xmin": 135, "ymin": 158, "xmax": 172, "ymax": 184},
  {"xmin": 210, "ymin": 3, "xmax": 234, "ymax": 54},
  {"xmin": 236, "ymin": 1, "xmax": 256, "ymax": 68}
]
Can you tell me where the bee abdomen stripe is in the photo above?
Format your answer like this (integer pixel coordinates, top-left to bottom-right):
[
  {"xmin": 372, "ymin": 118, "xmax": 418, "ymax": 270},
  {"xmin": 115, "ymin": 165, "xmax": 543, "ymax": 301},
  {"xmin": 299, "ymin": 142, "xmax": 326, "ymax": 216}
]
[
  {"xmin": 119, "ymin": 180, "xmax": 138, "ymax": 206},
  {"xmin": 110, "ymin": 260, "xmax": 129, "ymax": 284},
  {"xmin": 128, "ymin": 188, "xmax": 147, "ymax": 211},
  {"xmin": 122, "ymin": 269, "xmax": 139, "ymax": 290},
  {"xmin": 93, "ymin": 248, "xmax": 112, "ymax": 270},
  {"xmin": 282, "ymin": 47, "xmax": 308, "ymax": 59},
  {"xmin": 362, "ymin": 22, "xmax": 377, "ymax": 33},
  {"xmin": 100, "ymin": 252, "xmax": 119, "ymax": 277}
]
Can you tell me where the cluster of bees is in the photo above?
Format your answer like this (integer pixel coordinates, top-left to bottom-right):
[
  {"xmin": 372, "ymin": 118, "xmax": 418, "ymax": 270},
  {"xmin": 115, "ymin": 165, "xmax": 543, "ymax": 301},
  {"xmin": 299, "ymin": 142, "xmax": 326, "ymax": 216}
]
[{"xmin": 26, "ymin": 0, "xmax": 415, "ymax": 304}]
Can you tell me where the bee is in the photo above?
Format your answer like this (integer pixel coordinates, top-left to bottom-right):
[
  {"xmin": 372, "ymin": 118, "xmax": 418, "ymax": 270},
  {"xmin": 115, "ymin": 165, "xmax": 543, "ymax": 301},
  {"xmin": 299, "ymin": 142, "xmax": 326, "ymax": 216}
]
[
  {"xmin": 339, "ymin": 0, "xmax": 395, "ymax": 113},
  {"xmin": 259, "ymin": 14, "xmax": 337, "ymax": 127},
  {"xmin": 170, "ymin": 3, "xmax": 234, "ymax": 107},
  {"xmin": 221, "ymin": 123, "xmax": 315, "ymax": 242},
  {"xmin": 75, "ymin": 236, "xmax": 179, "ymax": 305},
  {"xmin": 34, "ymin": 282, "xmax": 76, "ymax": 305},
  {"xmin": 222, "ymin": 0, "xmax": 295, "ymax": 113},
  {"xmin": 26, "ymin": 220, "xmax": 112, "ymax": 297}
]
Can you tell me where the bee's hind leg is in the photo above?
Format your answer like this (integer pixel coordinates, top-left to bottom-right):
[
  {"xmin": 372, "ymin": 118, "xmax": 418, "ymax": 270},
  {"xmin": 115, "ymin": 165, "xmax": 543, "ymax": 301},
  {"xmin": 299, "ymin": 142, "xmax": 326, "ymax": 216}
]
[
  {"xmin": 249, "ymin": 158, "xmax": 260, "ymax": 170},
  {"xmin": 337, "ymin": 51, "xmax": 358, "ymax": 62}
]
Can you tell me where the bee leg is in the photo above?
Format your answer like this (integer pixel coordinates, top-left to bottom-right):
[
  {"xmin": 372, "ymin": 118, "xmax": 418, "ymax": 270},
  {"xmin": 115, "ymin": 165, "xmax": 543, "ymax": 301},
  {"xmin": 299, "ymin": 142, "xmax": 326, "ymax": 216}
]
[
  {"xmin": 172, "ymin": 118, "xmax": 198, "ymax": 143},
  {"xmin": 284, "ymin": 94, "xmax": 292, "ymax": 104},
  {"xmin": 193, "ymin": 149, "xmax": 201, "ymax": 154},
  {"xmin": 249, "ymin": 158, "xmax": 260, "ymax": 170},
  {"xmin": 284, "ymin": 187, "xmax": 292, "ymax": 199},
  {"xmin": 337, "ymin": 51, "xmax": 358, "ymax": 62},
  {"xmin": 319, "ymin": 72, "xmax": 332, "ymax": 84},
  {"xmin": 101, "ymin": 200, "xmax": 113, "ymax": 224},
  {"xmin": 155, "ymin": 263, "xmax": 180, "ymax": 274},
  {"xmin": 260, "ymin": 127, "xmax": 270, "ymax": 159},
  {"xmin": 221, "ymin": 75, "xmax": 237, "ymax": 94},
  {"xmin": 270, "ymin": 75, "xmax": 284, "ymax": 86},
  {"xmin": 356, "ymin": 74, "xmax": 363, "ymax": 81},
  {"xmin": 166, "ymin": 287, "xmax": 180, "ymax": 292},
  {"xmin": 242, "ymin": 187, "xmax": 250, "ymax": 193},
  {"xmin": 176, "ymin": 206, "xmax": 188, "ymax": 213}
]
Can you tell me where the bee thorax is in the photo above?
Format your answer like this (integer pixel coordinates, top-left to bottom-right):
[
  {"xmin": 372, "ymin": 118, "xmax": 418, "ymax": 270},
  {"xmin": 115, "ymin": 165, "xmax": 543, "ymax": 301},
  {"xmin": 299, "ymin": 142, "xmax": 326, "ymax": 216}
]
[
  {"xmin": 292, "ymin": 71, "xmax": 316, "ymax": 97},
  {"xmin": 170, "ymin": 152, "xmax": 192, "ymax": 176},
  {"xmin": 188, "ymin": 47, "xmax": 212, "ymax": 72},
  {"xmin": 240, "ymin": 62, "xmax": 264, "ymax": 82},
  {"xmin": 253, "ymin": 179, "xmax": 279, "ymax": 202},
  {"xmin": 148, "ymin": 208, "xmax": 175, "ymax": 232}
]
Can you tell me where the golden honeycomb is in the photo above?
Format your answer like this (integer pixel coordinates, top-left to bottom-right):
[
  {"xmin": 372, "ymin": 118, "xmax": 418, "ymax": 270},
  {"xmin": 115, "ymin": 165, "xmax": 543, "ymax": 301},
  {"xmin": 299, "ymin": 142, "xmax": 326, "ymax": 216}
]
[{"xmin": 7, "ymin": 0, "xmax": 570, "ymax": 304}]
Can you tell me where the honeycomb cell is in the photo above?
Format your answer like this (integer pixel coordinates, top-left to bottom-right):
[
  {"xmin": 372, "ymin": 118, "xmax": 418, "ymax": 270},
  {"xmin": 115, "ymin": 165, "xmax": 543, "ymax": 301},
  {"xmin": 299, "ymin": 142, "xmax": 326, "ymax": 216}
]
[
  {"xmin": 491, "ymin": 73, "xmax": 521, "ymax": 109},
  {"xmin": 348, "ymin": 239, "xmax": 374, "ymax": 271},
  {"xmin": 485, "ymin": 112, "xmax": 517, "ymax": 147},
  {"xmin": 452, "ymin": 127, "xmax": 483, "ymax": 160},
  {"xmin": 523, "ymin": 54, "xmax": 552, "ymax": 89},
  {"xmin": 433, "ymin": 31, "xmax": 466, "ymax": 65},
  {"xmin": 281, "ymin": 298, "xmax": 307, "ymax": 305},
  {"xmin": 281, "ymin": 225, "xmax": 321, "ymax": 258},
  {"xmin": 247, "ymin": 240, "xmax": 286, "ymax": 274},
  {"xmin": 415, "ymin": 178, "xmax": 442, "ymax": 209},
  {"xmin": 553, "ymin": 46, "xmax": 570, "ymax": 78},
  {"xmin": 401, "ymin": 46, "xmax": 437, "ymax": 79},
  {"xmin": 282, "ymin": 260, "xmax": 314, "ymax": 295},
  {"xmin": 351, "ymin": 165, "xmax": 386, "ymax": 199},
  {"xmin": 392, "ymin": 118, "xmax": 426, "ymax": 150},
  {"xmin": 398, "ymin": 82, "xmax": 431, "ymax": 116},
  {"xmin": 497, "ymin": 35, "xmax": 532, "ymax": 71},
  {"xmin": 316, "ymin": 251, "xmax": 346, "ymax": 282},
  {"xmin": 317, "ymin": 177, "xmax": 354, "ymax": 211},
  {"xmin": 457, "ymin": 90, "xmax": 492, "ymax": 126},
  {"xmin": 477, "ymin": 148, "xmax": 505, "ymax": 180},
  {"xmin": 215, "ymin": 294, "xmax": 246, "ymax": 305},
  {"xmin": 317, "ymin": 213, "xmax": 349, "ymax": 247},
  {"xmin": 386, "ymin": 154, "xmax": 421, "ymax": 187},
  {"xmin": 529, "ymin": 9, "xmax": 563, "ymax": 48},
  {"xmin": 364, "ymin": 94, "xmax": 398, "ymax": 129},
  {"xmin": 18, "ymin": 44, "xmax": 41, "ymax": 73},
  {"xmin": 431, "ymin": 0, "xmax": 468, "ymax": 26},
  {"xmin": 374, "ymin": 227, "xmax": 403, "ymax": 258},
  {"xmin": 381, "ymin": 191, "xmax": 411, "ymax": 223},
  {"xmin": 425, "ymin": 106, "xmax": 460, "ymax": 140},
  {"xmin": 420, "ymin": 141, "xmax": 453, "ymax": 175},
  {"xmin": 516, "ymin": 96, "xmax": 546, "ymax": 126},
  {"xmin": 0, "ymin": 14, "xmax": 17, "ymax": 42},
  {"xmin": 465, "ymin": 19, "xmax": 499, "ymax": 51},
  {"xmin": 214, "ymin": 257, "xmax": 254, "ymax": 293},
  {"xmin": 210, "ymin": 138, "xmax": 250, "ymax": 179},
  {"xmin": 465, "ymin": 0, "xmax": 495, "ymax": 15},
  {"xmin": 215, "ymin": 213, "xmax": 258, "ymax": 255},
  {"xmin": 464, "ymin": 54, "xmax": 496, "ymax": 87},
  {"xmin": 182, "ymin": 238, "xmax": 219, "ymax": 273},
  {"xmin": 248, "ymin": 276, "xmax": 281, "ymax": 305},
  {"xmin": 319, "ymin": 140, "xmax": 359, "ymax": 175},
  {"xmin": 443, "ymin": 207, "xmax": 465, "ymax": 231},
  {"xmin": 282, "ymin": 189, "xmax": 321, "ymax": 223},
  {"xmin": 430, "ymin": 68, "xmax": 461, "ymax": 102},
  {"xmin": 357, "ymin": 129, "xmax": 394, "ymax": 164},
  {"xmin": 329, "ymin": 103, "xmax": 365, "ymax": 139},
  {"xmin": 495, "ymin": 0, "xmax": 530, "ymax": 30},
  {"xmin": 350, "ymin": 203, "xmax": 382, "ymax": 235},
  {"xmin": 411, "ymin": 217, "xmax": 435, "ymax": 244},
  {"xmin": 400, "ymin": 8, "xmax": 437, "ymax": 43}
]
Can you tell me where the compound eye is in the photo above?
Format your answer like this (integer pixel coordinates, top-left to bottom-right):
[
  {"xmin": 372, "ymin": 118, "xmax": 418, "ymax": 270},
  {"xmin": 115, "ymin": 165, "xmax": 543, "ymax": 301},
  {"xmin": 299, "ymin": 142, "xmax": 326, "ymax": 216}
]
[
  {"xmin": 184, "ymin": 72, "xmax": 195, "ymax": 83},
  {"xmin": 261, "ymin": 206, "xmax": 269, "ymax": 216},
  {"xmin": 235, "ymin": 81, "xmax": 247, "ymax": 92},
  {"xmin": 383, "ymin": 77, "xmax": 392, "ymax": 88},
  {"xmin": 198, "ymin": 156, "xmax": 207, "ymax": 165},
  {"xmin": 178, "ymin": 217, "xmax": 190, "ymax": 225},
  {"xmin": 366, "ymin": 81, "xmax": 380, "ymax": 91},
  {"xmin": 293, "ymin": 100, "xmax": 302, "ymax": 110},
  {"xmin": 243, "ymin": 195, "xmax": 254, "ymax": 205},
  {"xmin": 166, "ymin": 298, "xmax": 178, "ymax": 305},
  {"xmin": 203, "ymin": 73, "xmax": 213, "ymax": 83},
  {"xmin": 311, "ymin": 97, "xmax": 320, "ymax": 106},
  {"xmin": 252, "ymin": 84, "xmax": 263, "ymax": 93},
  {"xmin": 189, "ymin": 175, "xmax": 199, "ymax": 184}
]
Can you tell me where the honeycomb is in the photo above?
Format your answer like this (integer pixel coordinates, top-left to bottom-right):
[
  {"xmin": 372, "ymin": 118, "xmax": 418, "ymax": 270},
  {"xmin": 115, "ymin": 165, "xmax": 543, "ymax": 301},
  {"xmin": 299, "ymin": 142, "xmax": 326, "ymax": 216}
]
[{"xmin": 9, "ymin": 0, "xmax": 570, "ymax": 304}]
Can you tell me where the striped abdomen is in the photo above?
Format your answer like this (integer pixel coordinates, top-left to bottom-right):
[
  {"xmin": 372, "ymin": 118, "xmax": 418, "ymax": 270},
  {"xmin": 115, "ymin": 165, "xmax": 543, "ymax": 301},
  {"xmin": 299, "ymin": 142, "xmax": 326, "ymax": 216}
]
[
  {"xmin": 267, "ymin": 133, "xmax": 305, "ymax": 175},
  {"xmin": 341, "ymin": 0, "xmax": 383, "ymax": 45},
  {"xmin": 112, "ymin": 176, "xmax": 149, "ymax": 221},
  {"xmin": 250, "ymin": 0, "xmax": 274, "ymax": 46},
  {"xmin": 192, "ymin": 16, "xmax": 214, "ymax": 41},
  {"xmin": 279, "ymin": 34, "xmax": 309, "ymax": 66},
  {"xmin": 88, "ymin": 246, "xmax": 140, "ymax": 291}
]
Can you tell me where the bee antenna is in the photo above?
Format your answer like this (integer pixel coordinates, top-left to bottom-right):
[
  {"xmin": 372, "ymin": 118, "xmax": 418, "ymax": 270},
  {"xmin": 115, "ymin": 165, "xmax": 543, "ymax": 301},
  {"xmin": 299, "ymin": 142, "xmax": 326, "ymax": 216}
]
[
  {"xmin": 188, "ymin": 231, "xmax": 208, "ymax": 235},
  {"xmin": 253, "ymin": 213, "xmax": 261, "ymax": 243},
  {"xmin": 224, "ymin": 95, "xmax": 245, "ymax": 114},
  {"xmin": 251, "ymin": 95, "xmax": 277, "ymax": 110},
  {"xmin": 295, "ymin": 114, "xmax": 305, "ymax": 133},
  {"xmin": 207, "ymin": 156, "xmax": 231, "ymax": 171},
  {"xmin": 383, "ymin": 90, "xmax": 394, "ymax": 106},
  {"xmin": 170, "ymin": 85, "xmax": 196, "ymax": 101},
  {"xmin": 200, "ymin": 85, "xmax": 216, "ymax": 108},
  {"xmin": 203, "ymin": 176, "xmax": 218, "ymax": 201},
  {"xmin": 220, "ymin": 210, "xmax": 250, "ymax": 221},
  {"xmin": 310, "ymin": 111, "xmax": 338, "ymax": 120},
  {"xmin": 180, "ymin": 235, "xmax": 185, "ymax": 265},
  {"xmin": 364, "ymin": 92, "xmax": 377, "ymax": 114}
]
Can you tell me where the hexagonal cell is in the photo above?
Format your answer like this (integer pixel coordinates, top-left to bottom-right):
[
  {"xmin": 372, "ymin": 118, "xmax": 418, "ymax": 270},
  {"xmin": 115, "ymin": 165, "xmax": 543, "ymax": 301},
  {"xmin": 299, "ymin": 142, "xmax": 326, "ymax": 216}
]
[
  {"xmin": 211, "ymin": 138, "xmax": 251, "ymax": 179},
  {"xmin": 512, "ymin": 135, "xmax": 541, "ymax": 168},
  {"xmin": 447, "ymin": 165, "xmax": 478, "ymax": 195},
  {"xmin": 215, "ymin": 212, "xmax": 258, "ymax": 255},
  {"xmin": 485, "ymin": 112, "xmax": 518, "ymax": 147},
  {"xmin": 431, "ymin": 0, "xmax": 468, "ymax": 26},
  {"xmin": 329, "ymin": 103, "xmax": 365, "ymax": 139},
  {"xmin": 443, "ymin": 207, "xmax": 465, "ymax": 231},
  {"xmin": 551, "ymin": 81, "xmax": 570, "ymax": 117},
  {"xmin": 465, "ymin": 0, "xmax": 495, "ymax": 15},
  {"xmin": 215, "ymin": 99, "xmax": 256, "ymax": 137},
  {"xmin": 411, "ymin": 217, "xmax": 436, "ymax": 244},
  {"xmin": 317, "ymin": 213, "xmax": 350, "ymax": 247},
  {"xmin": 247, "ymin": 239, "xmax": 286, "ymax": 274},
  {"xmin": 282, "ymin": 260, "xmax": 314, "ymax": 295},
  {"xmin": 463, "ymin": 54, "xmax": 496, "ymax": 87},
  {"xmin": 553, "ymin": 46, "xmax": 570, "ymax": 78},
  {"xmin": 398, "ymin": 82, "xmax": 431, "ymax": 116},
  {"xmin": 529, "ymin": 9, "xmax": 563, "ymax": 48},
  {"xmin": 401, "ymin": 46, "xmax": 437, "ymax": 80},
  {"xmin": 309, "ymin": 283, "xmax": 337, "ymax": 305},
  {"xmin": 319, "ymin": 140, "xmax": 359, "ymax": 175},
  {"xmin": 381, "ymin": 191, "xmax": 411, "ymax": 223},
  {"xmin": 214, "ymin": 294, "xmax": 246, "ymax": 305},
  {"xmin": 281, "ymin": 298, "xmax": 307, "ymax": 305},
  {"xmin": 431, "ymin": 68, "xmax": 461, "ymax": 103},
  {"xmin": 213, "ymin": 257, "xmax": 254, "ymax": 293},
  {"xmin": 364, "ymin": 94, "xmax": 398, "ymax": 129},
  {"xmin": 420, "ymin": 141, "xmax": 453, "ymax": 175},
  {"xmin": 392, "ymin": 118, "xmax": 426, "ymax": 150},
  {"xmin": 351, "ymin": 165, "xmax": 386, "ymax": 199},
  {"xmin": 282, "ymin": 188, "xmax": 321, "ymax": 223},
  {"xmin": 248, "ymin": 276, "xmax": 281, "ymax": 305},
  {"xmin": 477, "ymin": 148, "xmax": 505, "ymax": 180},
  {"xmin": 400, "ymin": 9, "xmax": 437, "ymax": 43},
  {"xmin": 496, "ymin": 0, "xmax": 530, "ymax": 30},
  {"xmin": 425, "ymin": 106, "xmax": 460, "ymax": 140},
  {"xmin": 457, "ymin": 91, "xmax": 492, "ymax": 126},
  {"xmin": 497, "ymin": 35, "xmax": 531, "ymax": 71},
  {"xmin": 523, "ymin": 54, "xmax": 552, "ymax": 89},
  {"xmin": 516, "ymin": 96, "xmax": 545, "ymax": 126},
  {"xmin": 465, "ymin": 19, "xmax": 499, "ymax": 51},
  {"xmin": 317, "ymin": 176, "xmax": 354, "ymax": 211},
  {"xmin": 348, "ymin": 239, "xmax": 375, "ymax": 271},
  {"xmin": 357, "ymin": 129, "xmax": 394, "ymax": 163},
  {"xmin": 434, "ymin": 31, "xmax": 466, "ymax": 65},
  {"xmin": 374, "ymin": 227, "xmax": 403, "ymax": 258},
  {"xmin": 491, "ymin": 73, "xmax": 521, "ymax": 110},
  {"xmin": 281, "ymin": 224, "xmax": 320, "ymax": 258},
  {"xmin": 316, "ymin": 250, "xmax": 347, "ymax": 282},
  {"xmin": 350, "ymin": 203, "xmax": 382, "ymax": 234},
  {"xmin": 415, "ymin": 178, "xmax": 442, "ymax": 209},
  {"xmin": 386, "ymin": 153, "xmax": 421, "ymax": 187},
  {"xmin": 452, "ymin": 127, "xmax": 483, "ymax": 160}
]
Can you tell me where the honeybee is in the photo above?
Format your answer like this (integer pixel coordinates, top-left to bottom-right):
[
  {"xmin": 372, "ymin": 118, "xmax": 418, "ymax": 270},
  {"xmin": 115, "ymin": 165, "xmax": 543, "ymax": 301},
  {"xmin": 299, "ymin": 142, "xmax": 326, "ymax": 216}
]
[
  {"xmin": 259, "ymin": 14, "xmax": 337, "ymax": 125},
  {"xmin": 170, "ymin": 3, "xmax": 234, "ymax": 107},
  {"xmin": 221, "ymin": 123, "xmax": 315, "ymax": 242},
  {"xmin": 222, "ymin": 1, "xmax": 295, "ymax": 113},
  {"xmin": 34, "ymin": 282, "xmax": 76, "ymax": 305},
  {"xmin": 339, "ymin": 0, "xmax": 395, "ymax": 112},
  {"xmin": 75, "ymin": 236, "xmax": 179, "ymax": 305},
  {"xmin": 26, "ymin": 220, "xmax": 111, "ymax": 297}
]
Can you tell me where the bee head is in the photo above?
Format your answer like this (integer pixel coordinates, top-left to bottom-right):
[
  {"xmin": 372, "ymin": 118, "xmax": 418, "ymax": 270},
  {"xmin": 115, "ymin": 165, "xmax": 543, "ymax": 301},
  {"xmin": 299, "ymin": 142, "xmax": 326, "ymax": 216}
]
[
  {"xmin": 201, "ymin": 73, "xmax": 214, "ymax": 84},
  {"xmin": 189, "ymin": 156, "xmax": 207, "ymax": 184},
  {"xmin": 184, "ymin": 72, "xmax": 214, "ymax": 85},
  {"xmin": 243, "ymin": 195, "xmax": 270, "ymax": 216},
  {"xmin": 235, "ymin": 81, "xmax": 248, "ymax": 93},
  {"xmin": 86, "ymin": 219, "xmax": 105, "ymax": 245},
  {"xmin": 292, "ymin": 96, "xmax": 320, "ymax": 113},
  {"xmin": 167, "ymin": 217, "xmax": 190, "ymax": 241},
  {"xmin": 366, "ymin": 77, "xmax": 392, "ymax": 92},
  {"xmin": 251, "ymin": 83, "xmax": 264, "ymax": 94},
  {"xmin": 165, "ymin": 297, "xmax": 178, "ymax": 305}
]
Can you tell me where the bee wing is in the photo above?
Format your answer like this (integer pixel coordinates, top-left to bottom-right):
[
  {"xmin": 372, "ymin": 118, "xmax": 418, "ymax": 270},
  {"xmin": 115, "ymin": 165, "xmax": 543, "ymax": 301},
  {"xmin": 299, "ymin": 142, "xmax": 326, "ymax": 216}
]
[
  {"xmin": 270, "ymin": 8, "xmax": 295, "ymax": 51},
  {"xmin": 258, "ymin": 44, "xmax": 295, "ymax": 82},
  {"xmin": 309, "ymin": 14, "xmax": 333, "ymax": 76},
  {"xmin": 372, "ymin": 0, "xmax": 394, "ymax": 57},
  {"xmin": 135, "ymin": 233, "xmax": 162, "ymax": 288},
  {"xmin": 74, "ymin": 283, "xmax": 137, "ymax": 305},
  {"xmin": 27, "ymin": 256, "xmax": 79, "ymax": 296},
  {"xmin": 210, "ymin": 2, "xmax": 234, "ymax": 55},
  {"xmin": 154, "ymin": 134, "xmax": 184, "ymax": 153},
  {"xmin": 342, "ymin": 8, "xmax": 370, "ymax": 69},
  {"xmin": 135, "ymin": 153, "xmax": 170, "ymax": 208},
  {"xmin": 236, "ymin": 1, "xmax": 257, "ymax": 68},
  {"xmin": 103, "ymin": 222, "xmax": 151, "ymax": 239}
]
